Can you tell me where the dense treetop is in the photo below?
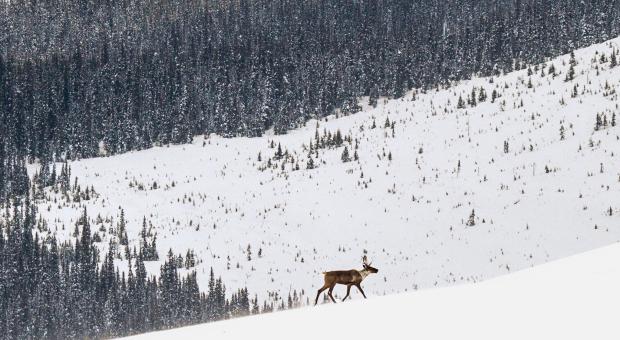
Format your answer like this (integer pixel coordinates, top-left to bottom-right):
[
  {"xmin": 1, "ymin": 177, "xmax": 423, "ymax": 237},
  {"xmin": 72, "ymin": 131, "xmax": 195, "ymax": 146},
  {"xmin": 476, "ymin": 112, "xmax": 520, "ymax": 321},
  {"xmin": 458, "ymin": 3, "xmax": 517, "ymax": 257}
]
[{"xmin": 1, "ymin": 0, "xmax": 619, "ymax": 197}]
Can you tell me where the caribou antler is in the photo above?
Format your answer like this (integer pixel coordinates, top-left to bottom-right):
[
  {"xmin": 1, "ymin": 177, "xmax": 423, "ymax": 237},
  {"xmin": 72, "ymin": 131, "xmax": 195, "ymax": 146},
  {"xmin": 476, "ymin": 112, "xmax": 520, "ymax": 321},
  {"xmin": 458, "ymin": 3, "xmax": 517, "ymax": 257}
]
[{"xmin": 362, "ymin": 255, "xmax": 369, "ymax": 265}]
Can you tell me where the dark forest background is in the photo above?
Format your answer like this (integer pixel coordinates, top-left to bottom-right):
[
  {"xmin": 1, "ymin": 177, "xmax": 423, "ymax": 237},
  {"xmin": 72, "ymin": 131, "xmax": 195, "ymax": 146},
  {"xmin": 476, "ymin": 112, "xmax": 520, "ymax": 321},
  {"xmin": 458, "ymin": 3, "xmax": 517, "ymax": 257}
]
[{"xmin": 2, "ymin": 0, "xmax": 619, "ymax": 189}]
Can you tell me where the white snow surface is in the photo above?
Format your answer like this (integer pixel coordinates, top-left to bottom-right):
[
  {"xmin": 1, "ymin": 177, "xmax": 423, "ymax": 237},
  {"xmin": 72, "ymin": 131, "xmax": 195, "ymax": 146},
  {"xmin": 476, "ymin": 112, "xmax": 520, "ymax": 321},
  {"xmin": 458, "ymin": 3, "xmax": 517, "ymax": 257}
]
[
  {"xmin": 119, "ymin": 242, "xmax": 620, "ymax": 340},
  {"xmin": 30, "ymin": 36, "xmax": 620, "ymax": 305}
]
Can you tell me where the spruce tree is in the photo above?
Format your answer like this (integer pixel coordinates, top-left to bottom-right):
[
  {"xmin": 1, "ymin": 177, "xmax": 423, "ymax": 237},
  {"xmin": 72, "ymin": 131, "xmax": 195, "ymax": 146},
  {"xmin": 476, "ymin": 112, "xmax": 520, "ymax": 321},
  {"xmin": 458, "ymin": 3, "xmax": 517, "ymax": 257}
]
[
  {"xmin": 470, "ymin": 87, "xmax": 477, "ymax": 107},
  {"xmin": 548, "ymin": 63, "xmax": 556, "ymax": 77},
  {"xmin": 306, "ymin": 154, "xmax": 315, "ymax": 170},
  {"xmin": 341, "ymin": 146, "xmax": 350, "ymax": 163},
  {"xmin": 569, "ymin": 51, "xmax": 577, "ymax": 66},
  {"xmin": 118, "ymin": 208, "xmax": 128, "ymax": 245},
  {"xmin": 467, "ymin": 209, "xmax": 476, "ymax": 226},
  {"xmin": 565, "ymin": 64, "xmax": 575, "ymax": 82}
]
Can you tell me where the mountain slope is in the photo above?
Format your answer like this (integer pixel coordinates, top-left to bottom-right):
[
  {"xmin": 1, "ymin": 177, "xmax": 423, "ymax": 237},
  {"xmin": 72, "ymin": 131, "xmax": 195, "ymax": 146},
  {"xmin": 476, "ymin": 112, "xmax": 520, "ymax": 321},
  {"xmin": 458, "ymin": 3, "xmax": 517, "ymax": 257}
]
[
  {"xmin": 32, "ymin": 36, "xmax": 620, "ymax": 305},
  {"xmin": 119, "ymin": 242, "xmax": 620, "ymax": 340}
]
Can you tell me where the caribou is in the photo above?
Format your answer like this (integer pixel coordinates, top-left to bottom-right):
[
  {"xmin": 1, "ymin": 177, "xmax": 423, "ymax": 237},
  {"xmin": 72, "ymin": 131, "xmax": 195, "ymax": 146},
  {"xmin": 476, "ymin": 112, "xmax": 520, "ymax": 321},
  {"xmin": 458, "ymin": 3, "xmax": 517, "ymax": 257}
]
[{"xmin": 314, "ymin": 255, "xmax": 379, "ymax": 305}]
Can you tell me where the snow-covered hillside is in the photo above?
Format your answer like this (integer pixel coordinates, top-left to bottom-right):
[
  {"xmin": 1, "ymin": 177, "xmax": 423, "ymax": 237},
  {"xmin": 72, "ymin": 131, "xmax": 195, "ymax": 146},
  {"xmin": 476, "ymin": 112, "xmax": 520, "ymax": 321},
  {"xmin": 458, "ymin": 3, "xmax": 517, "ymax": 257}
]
[
  {"xmin": 31, "ymin": 36, "xmax": 620, "ymax": 305},
  {"xmin": 119, "ymin": 243, "xmax": 620, "ymax": 340}
]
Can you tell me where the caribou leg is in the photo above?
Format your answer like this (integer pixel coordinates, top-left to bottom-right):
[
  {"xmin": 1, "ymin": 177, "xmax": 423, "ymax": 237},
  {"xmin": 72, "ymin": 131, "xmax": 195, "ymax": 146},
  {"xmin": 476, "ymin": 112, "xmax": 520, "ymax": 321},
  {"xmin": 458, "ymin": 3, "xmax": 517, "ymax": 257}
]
[
  {"xmin": 314, "ymin": 285, "xmax": 329, "ymax": 305},
  {"xmin": 327, "ymin": 284, "xmax": 337, "ymax": 303},
  {"xmin": 355, "ymin": 284, "xmax": 367, "ymax": 299},
  {"xmin": 342, "ymin": 284, "xmax": 353, "ymax": 301}
]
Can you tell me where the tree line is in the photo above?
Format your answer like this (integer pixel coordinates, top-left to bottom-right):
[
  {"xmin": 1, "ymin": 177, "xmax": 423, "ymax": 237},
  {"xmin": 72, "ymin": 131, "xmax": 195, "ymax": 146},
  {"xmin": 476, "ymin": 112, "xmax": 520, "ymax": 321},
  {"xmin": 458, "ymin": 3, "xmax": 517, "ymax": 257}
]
[
  {"xmin": 1, "ymin": 0, "xmax": 618, "ymax": 172},
  {"xmin": 0, "ymin": 185, "xmax": 259, "ymax": 339}
]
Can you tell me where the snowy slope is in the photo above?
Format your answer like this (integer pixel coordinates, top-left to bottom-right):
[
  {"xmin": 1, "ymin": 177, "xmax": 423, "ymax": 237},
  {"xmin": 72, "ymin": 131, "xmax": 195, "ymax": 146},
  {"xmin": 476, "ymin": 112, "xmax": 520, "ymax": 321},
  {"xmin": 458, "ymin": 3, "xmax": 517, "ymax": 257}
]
[
  {"xmin": 29, "ymin": 36, "xmax": 620, "ymax": 305},
  {"xmin": 119, "ymin": 242, "xmax": 620, "ymax": 340}
]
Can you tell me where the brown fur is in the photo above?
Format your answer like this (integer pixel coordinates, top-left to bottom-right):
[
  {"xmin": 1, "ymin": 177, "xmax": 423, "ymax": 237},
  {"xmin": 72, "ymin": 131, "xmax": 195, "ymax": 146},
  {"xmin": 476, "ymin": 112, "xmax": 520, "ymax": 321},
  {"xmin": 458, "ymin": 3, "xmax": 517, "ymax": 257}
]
[{"xmin": 314, "ymin": 258, "xmax": 378, "ymax": 305}]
